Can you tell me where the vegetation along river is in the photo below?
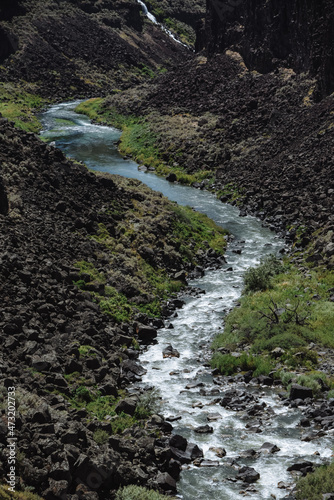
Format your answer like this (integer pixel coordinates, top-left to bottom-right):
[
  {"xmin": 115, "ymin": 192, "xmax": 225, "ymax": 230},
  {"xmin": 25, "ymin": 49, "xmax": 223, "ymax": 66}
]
[{"xmin": 40, "ymin": 102, "xmax": 333, "ymax": 500}]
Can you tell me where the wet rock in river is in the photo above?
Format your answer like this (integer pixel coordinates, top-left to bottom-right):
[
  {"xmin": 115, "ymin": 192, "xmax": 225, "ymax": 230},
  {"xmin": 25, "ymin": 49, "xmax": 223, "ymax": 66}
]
[
  {"xmin": 163, "ymin": 344, "xmax": 180, "ymax": 358},
  {"xmin": 210, "ymin": 447, "xmax": 226, "ymax": 458},
  {"xmin": 195, "ymin": 459, "xmax": 220, "ymax": 467},
  {"xmin": 287, "ymin": 461, "xmax": 314, "ymax": 474},
  {"xmin": 236, "ymin": 466, "xmax": 260, "ymax": 483},
  {"xmin": 194, "ymin": 424, "xmax": 214, "ymax": 434},
  {"xmin": 258, "ymin": 442, "xmax": 280, "ymax": 454},
  {"xmin": 207, "ymin": 412, "xmax": 221, "ymax": 421}
]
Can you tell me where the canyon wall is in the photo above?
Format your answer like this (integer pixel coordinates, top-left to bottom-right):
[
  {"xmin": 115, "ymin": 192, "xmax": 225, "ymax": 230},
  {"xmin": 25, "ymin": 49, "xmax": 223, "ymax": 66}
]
[{"xmin": 199, "ymin": 0, "xmax": 334, "ymax": 98}]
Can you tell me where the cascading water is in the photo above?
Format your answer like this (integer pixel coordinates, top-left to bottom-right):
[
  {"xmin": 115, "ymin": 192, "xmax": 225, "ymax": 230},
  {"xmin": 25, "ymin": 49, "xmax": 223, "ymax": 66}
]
[
  {"xmin": 39, "ymin": 102, "xmax": 333, "ymax": 499},
  {"xmin": 136, "ymin": 0, "xmax": 189, "ymax": 48}
]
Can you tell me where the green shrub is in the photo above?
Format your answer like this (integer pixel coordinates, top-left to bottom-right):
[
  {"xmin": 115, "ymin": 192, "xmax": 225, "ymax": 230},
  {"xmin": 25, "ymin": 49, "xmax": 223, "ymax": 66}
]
[
  {"xmin": 135, "ymin": 389, "xmax": 161, "ymax": 419},
  {"xmin": 211, "ymin": 352, "xmax": 274, "ymax": 377},
  {"xmin": 244, "ymin": 255, "xmax": 285, "ymax": 293},
  {"xmin": 75, "ymin": 386, "xmax": 93, "ymax": 403},
  {"xmin": 115, "ymin": 485, "xmax": 168, "ymax": 500},
  {"xmin": 93, "ymin": 429, "xmax": 109, "ymax": 445},
  {"xmin": 327, "ymin": 389, "xmax": 334, "ymax": 399},
  {"xmin": 296, "ymin": 462, "xmax": 334, "ymax": 499}
]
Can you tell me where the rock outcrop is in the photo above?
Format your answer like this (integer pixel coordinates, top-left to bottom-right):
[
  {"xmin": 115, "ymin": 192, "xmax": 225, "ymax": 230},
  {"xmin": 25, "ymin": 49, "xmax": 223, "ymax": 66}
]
[{"xmin": 200, "ymin": 0, "xmax": 334, "ymax": 99}]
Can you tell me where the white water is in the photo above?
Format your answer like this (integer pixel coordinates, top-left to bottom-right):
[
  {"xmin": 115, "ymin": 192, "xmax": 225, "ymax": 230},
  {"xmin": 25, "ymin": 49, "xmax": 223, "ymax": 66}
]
[
  {"xmin": 40, "ymin": 102, "xmax": 333, "ymax": 500},
  {"xmin": 136, "ymin": 0, "xmax": 189, "ymax": 48}
]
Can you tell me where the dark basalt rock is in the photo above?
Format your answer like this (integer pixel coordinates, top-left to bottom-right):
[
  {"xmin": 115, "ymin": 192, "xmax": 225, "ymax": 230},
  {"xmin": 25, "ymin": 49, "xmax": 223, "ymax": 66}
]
[
  {"xmin": 289, "ymin": 384, "xmax": 314, "ymax": 401},
  {"xmin": 236, "ymin": 466, "xmax": 260, "ymax": 483}
]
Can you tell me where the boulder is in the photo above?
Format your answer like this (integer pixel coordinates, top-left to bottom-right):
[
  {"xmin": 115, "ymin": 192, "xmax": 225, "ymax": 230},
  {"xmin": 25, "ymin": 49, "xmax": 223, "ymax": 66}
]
[
  {"xmin": 162, "ymin": 344, "xmax": 180, "ymax": 358},
  {"xmin": 289, "ymin": 384, "xmax": 313, "ymax": 400},
  {"xmin": 258, "ymin": 442, "xmax": 280, "ymax": 454},
  {"xmin": 236, "ymin": 466, "xmax": 260, "ymax": 483},
  {"xmin": 156, "ymin": 472, "xmax": 177, "ymax": 491},
  {"xmin": 115, "ymin": 398, "xmax": 137, "ymax": 416},
  {"xmin": 194, "ymin": 424, "xmax": 214, "ymax": 434},
  {"xmin": 135, "ymin": 323, "xmax": 158, "ymax": 342},
  {"xmin": 166, "ymin": 173, "xmax": 177, "ymax": 182}
]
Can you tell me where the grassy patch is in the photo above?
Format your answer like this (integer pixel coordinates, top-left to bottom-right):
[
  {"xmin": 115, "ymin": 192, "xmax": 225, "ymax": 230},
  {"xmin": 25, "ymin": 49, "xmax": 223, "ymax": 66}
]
[
  {"xmin": 75, "ymin": 99, "xmax": 216, "ymax": 186},
  {"xmin": 211, "ymin": 260, "xmax": 334, "ymax": 375},
  {"xmin": 0, "ymin": 82, "xmax": 46, "ymax": 133},
  {"xmin": 115, "ymin": 485, "xmax": 168, "ymax": 500},
  {"xmin": 295, "ymin": 462, "xmax": 334, "ymax": 499},
  {"xmin": 211, "ymin": 352, "xmax": 274, "ymax": 377},
  {"xmin": 0, "ymin": 487, "xmax": 43, "ymax": 499},
  {"xmin": 171, "ymin": 204, "xmax": 228, "ymax": 259}
]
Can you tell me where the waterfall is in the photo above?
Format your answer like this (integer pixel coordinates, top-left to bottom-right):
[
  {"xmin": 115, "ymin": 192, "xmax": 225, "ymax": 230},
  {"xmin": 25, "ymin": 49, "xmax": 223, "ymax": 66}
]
[{"xmin": 136, "ymin": 0, "xmax": 189, "ymax": 48}]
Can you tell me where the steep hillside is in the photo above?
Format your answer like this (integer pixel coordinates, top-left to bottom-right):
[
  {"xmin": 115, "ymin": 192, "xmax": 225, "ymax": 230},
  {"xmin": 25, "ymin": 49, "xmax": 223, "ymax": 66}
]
[{"xmin": 0, "ymin": 0, "xmax": 189, "ymax": 98}]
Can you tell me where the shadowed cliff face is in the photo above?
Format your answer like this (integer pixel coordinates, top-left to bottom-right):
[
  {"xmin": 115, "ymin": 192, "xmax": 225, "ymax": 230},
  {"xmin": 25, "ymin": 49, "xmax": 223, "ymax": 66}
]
[{"xmin": 201, "ymin": 0, "xmax": 334, "ymax": 98}]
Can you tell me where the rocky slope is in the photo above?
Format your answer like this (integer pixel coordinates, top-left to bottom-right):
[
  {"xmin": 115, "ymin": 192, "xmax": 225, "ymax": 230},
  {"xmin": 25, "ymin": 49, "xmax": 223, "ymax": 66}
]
[
  {"xmin": 0, "ymin": 114, "xmax": 228, "ymax": 498},
  {"xmin": 0, "ymin": 0, "xmax": 189, "ymax": 98}
]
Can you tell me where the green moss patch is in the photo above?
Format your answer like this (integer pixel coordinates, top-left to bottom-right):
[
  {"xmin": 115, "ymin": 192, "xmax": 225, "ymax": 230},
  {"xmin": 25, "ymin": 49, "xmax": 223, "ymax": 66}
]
[
  {"xmin": 0, "ymin": 82, "xmax": 46, "ymax": 133},
  {"xmin": 0, "ymin": 487, "xmax": 43, "ymax": 500}
]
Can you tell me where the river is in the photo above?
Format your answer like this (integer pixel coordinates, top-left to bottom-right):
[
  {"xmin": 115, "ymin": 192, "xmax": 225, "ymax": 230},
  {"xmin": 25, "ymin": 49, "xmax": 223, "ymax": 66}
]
[{"xmin": 39, "ymin": 102, "xmax": 333, "ymax": 500}]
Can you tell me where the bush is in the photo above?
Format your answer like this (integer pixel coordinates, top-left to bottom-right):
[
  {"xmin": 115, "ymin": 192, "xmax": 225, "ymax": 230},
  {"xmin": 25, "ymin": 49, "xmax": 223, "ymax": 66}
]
[
  {"xmin": 115, "ymin": 485, "xmax": 168, "ymax": 500},
  {"xmin": 296, "ymin": 462, "xmax": 334, "ymax": 499},
  {"xmin": 135, "ymin": 389, "xmax": 161, "ymax": 419},
  {"xmin": 211, "ymin": 352, "xmax": 274, "ymax": 377},
  {"xmin": 244, "ymin": 255, "xmax": 285, "ymax": 293},
  {"xmin": 93, "ymin": 429, "xmax": 109, "ymax": 445}
]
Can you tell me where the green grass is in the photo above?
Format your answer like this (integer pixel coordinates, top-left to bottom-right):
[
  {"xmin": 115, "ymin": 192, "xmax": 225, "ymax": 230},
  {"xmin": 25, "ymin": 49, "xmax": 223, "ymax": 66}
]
[
  {"xmin": 0, "ymin": 82, "xmax": 46, "ymax": 133},
  {"xmin": 295, "ymin": 462, "xmax": 334, "ymax": 499},
  {"xmin": 211, "ymin": 352, "xmax": 274, "ymax": 377},
  {"xmin": 75, "ymin": 99, "xmax": 216, "ymax": 186},
  {"xmin": 0, "ymin": 487, "xmax": 43, "ymax": 500},
  {"xmin": 211, "ymin": 261, "xmax": 334, "ymax": 375}
]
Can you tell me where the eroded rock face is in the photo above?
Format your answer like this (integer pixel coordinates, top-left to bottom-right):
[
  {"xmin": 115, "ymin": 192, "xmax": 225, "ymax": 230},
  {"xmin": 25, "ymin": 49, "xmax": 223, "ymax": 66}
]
[{"xmin": 201, "ymin": 0, "xmax": 334, "ymax": 98}]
